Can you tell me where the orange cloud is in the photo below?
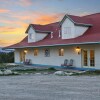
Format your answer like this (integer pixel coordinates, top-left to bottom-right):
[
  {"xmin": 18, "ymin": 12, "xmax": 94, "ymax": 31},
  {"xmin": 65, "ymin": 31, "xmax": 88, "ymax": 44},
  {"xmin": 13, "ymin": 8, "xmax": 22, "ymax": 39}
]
[
  {"xmin": 33, "ymin": 13, "xmax": 64, "ymax": 25},
  {"xmin": 0, "ymin": 19, "xmax": 28, "ymax": 28},
  {"xmin": 12, "ymin": 15, "xmax": 31, "ymax": 21},
  {"xmin": 0, "ymin": 33, "xmax": 27, "ymax": 47},
  {"xmin": 0, "ymin": 12, "xmax": 65, "ymax": 47},
  {"xmin": 0, "ymin": 39, "xmax": 16, "ymax": 47},
  {"xmin": 0, "ymin": 9, "xmax": 10, "ymax": 13}
]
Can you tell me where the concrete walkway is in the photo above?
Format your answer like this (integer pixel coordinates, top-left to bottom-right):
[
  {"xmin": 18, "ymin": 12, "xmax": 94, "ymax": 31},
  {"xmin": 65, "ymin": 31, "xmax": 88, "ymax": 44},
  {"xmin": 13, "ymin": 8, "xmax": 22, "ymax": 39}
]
[{"xmin": 0, "ymin": 74, "xmax": 100, "ymax": 100}]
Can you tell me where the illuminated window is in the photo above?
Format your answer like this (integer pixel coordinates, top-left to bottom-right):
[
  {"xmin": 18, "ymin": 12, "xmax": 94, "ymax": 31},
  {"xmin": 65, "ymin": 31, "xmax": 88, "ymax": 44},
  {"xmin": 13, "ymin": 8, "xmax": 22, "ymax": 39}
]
[
  {"xmin": 59, "ymin": 48, "xmax": 64, "ymax": 56},
  {"xmin": 34, "ymin": 49, "xmax": 38, "ymax": 56},
  {"xmin": 44, "ymin": 49, "xmax": 50, "ymax": 57},
  {"xmin": 64, "ymin": 27, "xmax": 71, "ymax": 34}
]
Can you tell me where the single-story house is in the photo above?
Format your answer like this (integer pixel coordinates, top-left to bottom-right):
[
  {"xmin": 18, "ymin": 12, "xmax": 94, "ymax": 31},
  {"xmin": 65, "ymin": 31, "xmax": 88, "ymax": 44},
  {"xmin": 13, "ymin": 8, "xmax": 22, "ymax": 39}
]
[{"xmin": 6, "ymin": 13, "xmax": 100, "ymax": 70}]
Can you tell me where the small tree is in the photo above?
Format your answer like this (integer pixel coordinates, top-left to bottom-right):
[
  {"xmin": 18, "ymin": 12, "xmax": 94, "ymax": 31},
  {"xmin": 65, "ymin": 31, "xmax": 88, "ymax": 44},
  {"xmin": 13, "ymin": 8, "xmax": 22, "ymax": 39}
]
[{"xmin": 0, "ymin": 52, "xmax": 14, "ymax": 63}]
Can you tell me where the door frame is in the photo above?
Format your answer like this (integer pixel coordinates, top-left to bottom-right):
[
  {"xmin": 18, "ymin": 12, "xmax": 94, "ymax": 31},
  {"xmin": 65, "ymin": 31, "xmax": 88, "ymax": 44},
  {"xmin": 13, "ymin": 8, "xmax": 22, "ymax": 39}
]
[{"xmin": 82, "ymin": 49, "xmax": 95, "ymax": 68}]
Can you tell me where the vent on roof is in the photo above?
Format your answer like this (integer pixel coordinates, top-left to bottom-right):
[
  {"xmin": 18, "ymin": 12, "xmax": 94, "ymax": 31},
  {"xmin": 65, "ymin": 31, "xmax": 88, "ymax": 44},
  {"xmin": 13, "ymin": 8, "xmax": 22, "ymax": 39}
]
[
  {"xmin": 59, "ymin": 30, "xmax": 61, "ymax": 38},
  {"xmin": 51, "ymin": 32, "xmax": 53, "ymax": 38}
]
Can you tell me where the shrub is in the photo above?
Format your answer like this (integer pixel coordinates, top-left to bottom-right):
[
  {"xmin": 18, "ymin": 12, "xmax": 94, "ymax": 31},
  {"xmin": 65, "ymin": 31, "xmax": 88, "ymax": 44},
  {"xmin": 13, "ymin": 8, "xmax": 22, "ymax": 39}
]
[
  {"xmin": 0, "ymin": 52, "xmax": 14, "ymax": 63},
  {"xmin": 48, "ymin": 67, "xmax": 56, "ymax": 71}
]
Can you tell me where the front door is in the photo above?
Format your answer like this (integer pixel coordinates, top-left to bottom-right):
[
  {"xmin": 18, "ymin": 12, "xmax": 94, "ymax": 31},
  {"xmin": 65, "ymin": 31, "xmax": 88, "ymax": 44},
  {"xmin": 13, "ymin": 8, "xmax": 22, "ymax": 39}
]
[
  {"xmin": 82, "ymin": 50, "xmax": 95, "ymax": 67},
  {"xmin": 20, "ymin": 51, "xmax": 25, "ymax": 62}
]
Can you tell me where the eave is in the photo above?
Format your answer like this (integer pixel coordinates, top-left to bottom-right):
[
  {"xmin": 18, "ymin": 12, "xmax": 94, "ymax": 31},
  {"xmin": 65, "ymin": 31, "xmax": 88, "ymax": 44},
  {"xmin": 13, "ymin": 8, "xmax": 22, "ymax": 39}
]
[{"xmin": 6, "ymin": 42, "xmax": 100, "ymax": 49}]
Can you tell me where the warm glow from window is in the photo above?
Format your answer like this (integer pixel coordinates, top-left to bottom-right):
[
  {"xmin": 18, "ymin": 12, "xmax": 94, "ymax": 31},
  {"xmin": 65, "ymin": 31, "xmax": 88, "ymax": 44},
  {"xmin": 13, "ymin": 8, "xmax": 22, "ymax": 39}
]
[
  {"xmin": 34, "ymin": 49, "xmax": 38, "ymax": 56},
  {"xmin": 59, "ymin": 48, "xmax": 64, "ymax": 56}
]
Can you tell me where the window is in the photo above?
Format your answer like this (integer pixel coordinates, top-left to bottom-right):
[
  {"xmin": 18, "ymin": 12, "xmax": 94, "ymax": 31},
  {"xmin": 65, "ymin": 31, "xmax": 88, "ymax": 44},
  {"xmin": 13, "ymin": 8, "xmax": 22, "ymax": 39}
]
[
  {"xmin": 90, "ymin": 50, "xmax": 95, "ymax": 67},
  {"xmin": 59, "ymin": 48, "xmax": 64, "ymax": 56},
  {"xmin": 29, "ymin": 33, "xmax": 34, "ymax": 39},
  {"xmin": 34, "ymin": 49, "xmax": 38, "ymax": 56},
  {"xmin": 64, "ymin": 27, "xmax": 71, "ymax": 34},
  {"xmin": 44, "ymin": 49, "xmax": 50, "ymax": 57}
]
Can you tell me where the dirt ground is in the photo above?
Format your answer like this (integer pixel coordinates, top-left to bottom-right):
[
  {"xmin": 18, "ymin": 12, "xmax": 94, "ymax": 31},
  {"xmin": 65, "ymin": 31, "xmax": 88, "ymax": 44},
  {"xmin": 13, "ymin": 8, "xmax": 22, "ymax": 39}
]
[{"xmin": 0, "ymin": 74, "xmax": 100, "ymax": 100}]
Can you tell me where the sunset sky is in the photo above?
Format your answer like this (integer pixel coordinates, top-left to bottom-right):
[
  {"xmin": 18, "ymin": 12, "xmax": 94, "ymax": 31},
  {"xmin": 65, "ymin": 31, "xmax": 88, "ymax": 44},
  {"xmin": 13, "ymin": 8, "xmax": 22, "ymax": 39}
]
[{"xmin": 0, "ymin": 0, "xmax": 100, "ymax": 47}]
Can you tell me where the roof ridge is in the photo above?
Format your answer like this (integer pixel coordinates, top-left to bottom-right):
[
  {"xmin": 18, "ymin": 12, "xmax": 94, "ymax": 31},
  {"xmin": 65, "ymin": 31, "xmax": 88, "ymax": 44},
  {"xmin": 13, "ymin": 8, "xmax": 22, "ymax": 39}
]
[
  {"xmin": 82, "ymin": 13, "xmax": 100, "ymax": 17},
  {"xmin": 30, "ymin": 22, "xmax": 60, "ymax": 26}
]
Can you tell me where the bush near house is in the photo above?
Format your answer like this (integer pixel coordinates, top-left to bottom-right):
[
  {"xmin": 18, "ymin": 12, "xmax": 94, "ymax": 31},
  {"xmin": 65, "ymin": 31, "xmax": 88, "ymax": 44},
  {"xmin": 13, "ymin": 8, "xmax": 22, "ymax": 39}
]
[{"xmin": 0, "ymin": 52, "xmax": 14, "ymax": 63}]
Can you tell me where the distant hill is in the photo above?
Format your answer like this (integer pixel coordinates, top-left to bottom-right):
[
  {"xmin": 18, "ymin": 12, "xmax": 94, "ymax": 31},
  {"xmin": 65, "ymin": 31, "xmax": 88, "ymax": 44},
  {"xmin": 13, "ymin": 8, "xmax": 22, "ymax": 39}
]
[{"xmin": 0, "ymin": 47, "xmax": 14, "ymax": 53}]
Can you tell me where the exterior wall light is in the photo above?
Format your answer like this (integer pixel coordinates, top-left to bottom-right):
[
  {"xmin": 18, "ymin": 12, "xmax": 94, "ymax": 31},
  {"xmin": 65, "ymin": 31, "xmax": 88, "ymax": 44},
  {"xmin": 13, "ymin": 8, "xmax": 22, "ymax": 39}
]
[
  {"xmin": 24, "ymin": 50, "xmax": 28, "ymax": 54},
  {"xmin": 76, "ymin": 47, "xmax": 81, "ymax": 54}
]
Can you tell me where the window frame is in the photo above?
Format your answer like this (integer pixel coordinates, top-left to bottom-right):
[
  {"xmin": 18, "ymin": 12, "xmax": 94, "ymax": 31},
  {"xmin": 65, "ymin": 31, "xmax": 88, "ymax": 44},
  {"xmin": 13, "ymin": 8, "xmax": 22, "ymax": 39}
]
[
  {"xmin": 63, "ymin": 27, "xmax": 71, "ymax": 34},
  {"xmin": 44, "ymin": 49, "xmax": 50, "ymax": 57},
  {"xmin": 34, "ymin": 49, "xmax": 38, "ymax": 56},
  {"xmin": 29, "ymin": 33, "xmax": 34, "ymax": 39},
  {"xmin": 59, "ymin": 48, "xmax": 64, "ymax": 56}
]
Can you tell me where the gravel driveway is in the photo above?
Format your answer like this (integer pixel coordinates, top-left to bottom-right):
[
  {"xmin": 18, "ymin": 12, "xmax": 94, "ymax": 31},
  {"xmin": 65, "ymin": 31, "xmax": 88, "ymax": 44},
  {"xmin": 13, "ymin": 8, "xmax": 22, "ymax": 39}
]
[{"xmin": 0, "ymin": 74, "xmax": 100, "ymax": 100}]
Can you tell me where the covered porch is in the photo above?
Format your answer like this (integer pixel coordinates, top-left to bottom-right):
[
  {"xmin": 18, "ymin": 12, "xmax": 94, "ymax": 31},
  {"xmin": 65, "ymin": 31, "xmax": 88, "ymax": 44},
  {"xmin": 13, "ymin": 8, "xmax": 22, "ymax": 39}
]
[{"xmin": 14, "ymin": 44, "xmax": 99, "ymax": 69}]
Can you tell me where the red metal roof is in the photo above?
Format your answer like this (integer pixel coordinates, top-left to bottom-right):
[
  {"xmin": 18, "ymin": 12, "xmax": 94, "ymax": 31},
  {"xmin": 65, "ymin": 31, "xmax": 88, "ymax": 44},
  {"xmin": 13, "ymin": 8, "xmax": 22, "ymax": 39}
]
[
  {"xmin": 6, "ymin": 13, "xmax": 100, "ymax": 48},
  {"xmin": 68, "ymin": 15, "xmax": 93, "ymax": 25},
  {"xmin": 25, "ymin": 22, "xmax": 59, "ymax": 33}
]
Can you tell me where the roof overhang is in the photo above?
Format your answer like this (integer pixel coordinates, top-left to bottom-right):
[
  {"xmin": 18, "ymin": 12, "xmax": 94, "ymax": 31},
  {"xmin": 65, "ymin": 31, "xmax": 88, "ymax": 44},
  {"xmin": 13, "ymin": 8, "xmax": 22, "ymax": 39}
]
[
  {"xmin": 6, "ymin": 42, "xmax": 100, "ymax": 49},
  {"xmin": 25, "ymin": 24, "xmax": 52, "ymax": 34}
]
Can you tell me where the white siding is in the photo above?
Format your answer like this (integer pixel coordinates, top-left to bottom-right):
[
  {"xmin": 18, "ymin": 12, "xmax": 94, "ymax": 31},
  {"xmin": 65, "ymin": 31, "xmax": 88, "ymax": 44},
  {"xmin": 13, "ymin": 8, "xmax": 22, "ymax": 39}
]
[
  {"xmin": 28, "ymin": 26, "xmax": 47, "ymax": 43},
  {"xmin": 62, "ymin": 18, "xmax": 75, "ymax": 39},
  {"xmin": 14, "ymin": 44, "xmax": 100, "ymax": 69},
  {"xmin": 19, "ymin": 46, "xmax": 81, "ymax": 67},
  {"xmin": 61, "ymin": 18, "xmax": 89, "ymax": 39},
  {"xmin": 74, "ymin": 26, "xmax": 88, "ymax": 38},
  {"xmin": 28, "ymin": 26, "xmax": 36, "ymax": 43},
  {"xmin": 14, "ymin": 49, "xmax": 20, "ymax": 63},
  {"xmin": 35, "ymin": 33, "xmax": 47, "ymax": 42}
]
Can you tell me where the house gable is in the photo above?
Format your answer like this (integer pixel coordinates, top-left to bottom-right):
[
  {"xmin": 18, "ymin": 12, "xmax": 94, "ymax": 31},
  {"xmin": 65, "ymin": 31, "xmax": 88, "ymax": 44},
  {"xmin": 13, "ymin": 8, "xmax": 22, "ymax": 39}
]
[
  {"xmin": 61, "ymin": 15, "xmax": 90, "ymax": 39},
  {"xmin": 28, "ymin": 26, "xmax": 36, "ymax": 43},
  {"xmin": 27, "ymin": 25, "xmax": 48, "ymax": 43}
]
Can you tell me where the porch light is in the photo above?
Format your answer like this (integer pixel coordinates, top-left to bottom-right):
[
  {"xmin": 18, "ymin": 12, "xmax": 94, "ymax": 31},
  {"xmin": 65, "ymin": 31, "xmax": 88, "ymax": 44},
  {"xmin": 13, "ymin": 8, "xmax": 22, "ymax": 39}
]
[
  {"xmin": 76, "ymin": 47, "xmax": 81, "ymax": 54},
  {"xmin": 24, "ymin": 50, "xmax": 28, "ymax": 54}
]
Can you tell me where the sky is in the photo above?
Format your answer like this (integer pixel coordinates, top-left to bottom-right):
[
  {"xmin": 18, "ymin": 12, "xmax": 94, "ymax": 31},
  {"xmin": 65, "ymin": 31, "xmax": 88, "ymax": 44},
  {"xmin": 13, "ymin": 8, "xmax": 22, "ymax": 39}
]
[{"xmin": 0, "ymin": 0, "xmax": 100, "ymax": 47}]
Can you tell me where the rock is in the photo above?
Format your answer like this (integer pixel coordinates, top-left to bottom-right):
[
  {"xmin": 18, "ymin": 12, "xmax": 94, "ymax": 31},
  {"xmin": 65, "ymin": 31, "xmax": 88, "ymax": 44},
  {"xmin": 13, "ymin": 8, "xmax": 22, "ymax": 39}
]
[
  {"xmin": 3, "ymin": 70, "xmax": 12, "ymax": 75},
  {"xmin": 35, "ymin": 73, "xmax": 41, "ymax": 75},
  {"xmin": 0, "ymin": 70, "xmax": 3, "ymax": 75},
  {"xmin": 54, "ymin": 71, "xmax": 65, "ymax": 75},
  {"xmin": 65, "ymin": 72, "xmax": 73, "ymax": 76},
  {"xmin": 43, "ymin": 72, "xmax": 48, "ymax": 75},
  {"xmin": 13, "ymin": 72, "xmax": 18, "ymax": 74},
  {"xmin": 77, "ymin": 71, "xmax": 86, "ymax": 74},
  {"xmin": 54, "ymin": 71, "xmax": 73, "ymax": 76}
]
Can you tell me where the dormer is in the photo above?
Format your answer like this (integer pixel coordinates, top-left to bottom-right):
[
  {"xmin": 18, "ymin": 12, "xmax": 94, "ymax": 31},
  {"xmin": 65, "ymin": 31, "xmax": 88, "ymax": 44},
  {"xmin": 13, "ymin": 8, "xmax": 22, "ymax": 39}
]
[
  {"xmin": 25, "ymin": 24, "xmax": 51, "ymax": 43},
  {"xmin": 60, "ymin": 14, "xmax": 93, "ymax": 39}
]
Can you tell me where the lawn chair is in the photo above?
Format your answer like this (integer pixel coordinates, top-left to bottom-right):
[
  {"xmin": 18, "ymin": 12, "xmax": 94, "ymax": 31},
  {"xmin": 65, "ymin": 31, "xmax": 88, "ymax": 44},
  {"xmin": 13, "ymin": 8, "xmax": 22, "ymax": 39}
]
[
  {"xmin": 61, "ymin": 59, "xmax": 68, "ymax": 66},
  {"xmin": 68, "ymin": 59, "xmax": 74, "ymax": 66},
  {"xmin": 24, "ymin": 59, "xmax": 32, "ymax": 65}
]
